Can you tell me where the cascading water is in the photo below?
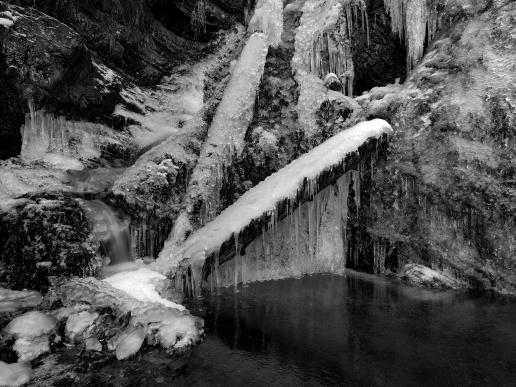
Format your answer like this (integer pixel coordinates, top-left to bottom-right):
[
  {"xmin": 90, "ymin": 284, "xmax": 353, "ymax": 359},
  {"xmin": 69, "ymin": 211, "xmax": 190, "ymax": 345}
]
[{"xmin": 82, "ymin": 200, "xmax": 133, "ymax": 266}]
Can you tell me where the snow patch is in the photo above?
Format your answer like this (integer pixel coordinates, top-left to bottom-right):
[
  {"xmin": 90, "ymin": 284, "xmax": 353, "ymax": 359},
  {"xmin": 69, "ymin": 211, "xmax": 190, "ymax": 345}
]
[{"xmin": 104, "ymin": 268, "xmax": 185, "ymax": 311}]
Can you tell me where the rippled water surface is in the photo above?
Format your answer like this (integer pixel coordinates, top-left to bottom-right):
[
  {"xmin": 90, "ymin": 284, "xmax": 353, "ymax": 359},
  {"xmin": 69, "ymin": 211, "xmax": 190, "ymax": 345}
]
[{"xmin": 93, "ymin": 272, "xmax": 516, "ymax": 386}]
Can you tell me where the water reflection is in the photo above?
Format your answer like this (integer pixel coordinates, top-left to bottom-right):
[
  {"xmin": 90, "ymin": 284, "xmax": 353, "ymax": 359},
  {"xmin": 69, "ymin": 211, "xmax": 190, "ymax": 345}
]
[{"xmin": 179, "ymin": 272, "xmax": 516, "ymax": 387}]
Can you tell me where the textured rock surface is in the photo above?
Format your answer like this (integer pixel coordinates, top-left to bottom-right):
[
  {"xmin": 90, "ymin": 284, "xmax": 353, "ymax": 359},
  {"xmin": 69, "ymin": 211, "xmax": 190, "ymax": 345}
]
[
  {"xmin": 358, "ymin": 0, "xmax": 516, "ymax": 293},
  {"xmin": 0, "ymin": 193, "xmax": 101, "ymax": 291}
]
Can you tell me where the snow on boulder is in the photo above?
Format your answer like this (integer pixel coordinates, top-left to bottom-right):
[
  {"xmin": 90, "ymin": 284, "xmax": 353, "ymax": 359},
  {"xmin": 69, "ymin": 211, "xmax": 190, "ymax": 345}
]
[
  {"xmin": 156, "ymin": 314, "xmax": 204, "ymax": 350},
  {"xmin": 12, "ymin": 336, "xmax": 51, "ymax": 363},
  {"xmin": 65, "ymin": 311, "xmax": 99, "ymax": 342},
  {"xmin": 401, "ymin": 264, "xmax": 463, "ymax": 289},
  {"xmin": 4, "ymin": 311, "xmax": 57, "ymax": 339},
  {"xmin": 3, "ymin": 311, "xmax": 57, "ymax": 362},
  {"xmin": 85, "ymin": 337, "xmax": 102, "ymax": 352},
  {"xmin": 0, "ymin": 361, "xmax": 32, "ymax": 387},
  {"xmin": 115, "ymin": 327, "xmax": 146, "ymax": 360}
]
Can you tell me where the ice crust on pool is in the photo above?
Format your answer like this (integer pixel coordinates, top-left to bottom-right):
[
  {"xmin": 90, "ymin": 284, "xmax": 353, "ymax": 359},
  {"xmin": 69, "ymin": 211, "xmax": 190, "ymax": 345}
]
[{"xmin": 167, "ymin": 119, "xmax": 391, "ymax": 268}]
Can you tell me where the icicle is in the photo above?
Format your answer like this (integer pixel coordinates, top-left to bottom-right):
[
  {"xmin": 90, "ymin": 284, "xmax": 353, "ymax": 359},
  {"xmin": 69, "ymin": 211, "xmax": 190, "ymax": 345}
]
[
  {"xmin": 234, "ymin": 232, "xmax": 240, "ymax": 291},
  {"xmin": 383, "ymin": 0, "xmax": 440, "ymax": 69}
]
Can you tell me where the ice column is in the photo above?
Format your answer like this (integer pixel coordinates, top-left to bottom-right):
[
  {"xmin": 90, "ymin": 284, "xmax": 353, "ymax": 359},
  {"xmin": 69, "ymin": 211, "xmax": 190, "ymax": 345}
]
[{"xmin": 157, "ymin": 0, "xmax": 284, "ymax": 269}]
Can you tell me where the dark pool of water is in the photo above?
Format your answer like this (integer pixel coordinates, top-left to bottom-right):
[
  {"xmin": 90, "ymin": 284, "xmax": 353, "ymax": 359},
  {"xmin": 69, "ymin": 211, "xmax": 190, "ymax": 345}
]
[{"xmin": 83, "ymin": 272, "xmax": 516, "ymax": 386}]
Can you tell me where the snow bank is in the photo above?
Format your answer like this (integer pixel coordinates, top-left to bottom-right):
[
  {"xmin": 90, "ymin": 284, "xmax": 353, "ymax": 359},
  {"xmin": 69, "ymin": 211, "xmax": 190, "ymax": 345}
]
[
  {"xmin": 104, "ymin": 268, "xmax": 185, "ymax": 311},
  {"xmin": 159, "ymin": 119, "xmax": 391, "ymax": 273}
]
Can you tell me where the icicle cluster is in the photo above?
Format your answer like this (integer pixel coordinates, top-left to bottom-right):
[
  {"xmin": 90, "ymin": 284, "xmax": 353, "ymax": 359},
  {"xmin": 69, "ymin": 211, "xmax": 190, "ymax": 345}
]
[
  {"xmin": 20, "ymin": 101, "xmax": 111, "ymax": 168},
  {"xmin": 248, "ymin": 0, "xmax": 284, "ymax": 47},
  {"xmin": 164, "ymin": 119, "xmax": 391, "ymax": 294},
  {"xmin": 383, "ymin": 0, "xmax": 439, "ymax": 69},
  {"xmin": 292, "ymin": 0, "xmax": 368, "ymax": 134}
]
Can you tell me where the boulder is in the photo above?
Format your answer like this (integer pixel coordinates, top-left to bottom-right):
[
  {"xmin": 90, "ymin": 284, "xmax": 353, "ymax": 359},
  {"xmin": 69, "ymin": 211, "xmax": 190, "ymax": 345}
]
[
  {"xmin": 115, "ymin": 327, "xmax": 146, "ymax": 360},
  {"xmin": 3, "ymin": 311, "xmax": 56, "ymax": 361},
  {"xmin": 84, "ymin": 337, "xmax": 102, "ymax": 352},
  {"xmin": 401, "ymin": 264, "xmax": 463, "ymax": 289},
  {"xmin": 12, "ymin": 336, "xmax": 51, "ymax": 363},
  {"xmin": 4, "ymin": 311, "xmax": 57, "ymax": 339},
  {"xmin": 65, "ymin": 311, "xmax": 99, "ymax": 343}
]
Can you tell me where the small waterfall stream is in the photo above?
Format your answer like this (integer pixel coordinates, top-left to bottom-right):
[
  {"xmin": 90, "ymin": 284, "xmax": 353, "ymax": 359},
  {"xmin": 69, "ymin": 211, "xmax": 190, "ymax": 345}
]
[{"xmin": 82, "ymin": 200, "xmax": 133, "ymax": 266}]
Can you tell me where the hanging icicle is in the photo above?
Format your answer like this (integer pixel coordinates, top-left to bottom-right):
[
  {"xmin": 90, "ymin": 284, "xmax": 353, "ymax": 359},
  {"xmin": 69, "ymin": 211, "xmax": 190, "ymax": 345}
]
[{"xmin": 383, "ymin": 0, "xmax": 440, "ymax": 69}]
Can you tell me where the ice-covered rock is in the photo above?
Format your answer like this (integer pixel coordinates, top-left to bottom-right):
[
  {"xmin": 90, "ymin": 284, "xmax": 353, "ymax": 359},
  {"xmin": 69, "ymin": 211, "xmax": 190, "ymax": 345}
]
[
  {"xmin": 115, "ymin": 327, "xmax": 146, "ymax": 360},
  {"xmin": 4, "ymin": 311, "xmax": 57, "ymax": 362},
  {"xmin": 12, "ymin": 336, "xmax": 51, "ymax": 363},
  {"xmin": 104, "ymin": 268, "xmax": 184, "ymax": 311},
  {"xmin": 0, "ymin": 288, "xmax": 42, "ymax": 313},
  {"xmin": 0, "ymin": 361, "xmax": 32, "ymax": 387},
  {"xmin": 84, "ymin": 337, "xmax": 102, "ymax": 352},
  {"xmin": 4, "ymin": 311, "xmax": 57, "ymax": 339},
  {"xmin": 58, "ymin": 276, "xmax": 203, "ymax": 353},
  {"xmin": 65, "ymin": 311, "xmax": 99, "ymax": 342},
  {"xmin": 401, "ymin": 264, "xmax": 463, "ymax": 289}
]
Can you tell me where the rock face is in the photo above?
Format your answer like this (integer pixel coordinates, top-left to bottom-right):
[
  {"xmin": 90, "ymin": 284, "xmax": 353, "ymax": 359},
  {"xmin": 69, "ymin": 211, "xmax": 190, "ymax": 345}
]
[
  {"xmin": 0, "ymin": 0, "xmax": 248, "ymax": 159},
  {"xmin": 358, "ymin": 0, "xmax": 516, "ymax": 294},
  {"xmin": 0, "ymin": 193, "xmax": 101, "ymax": 291}
]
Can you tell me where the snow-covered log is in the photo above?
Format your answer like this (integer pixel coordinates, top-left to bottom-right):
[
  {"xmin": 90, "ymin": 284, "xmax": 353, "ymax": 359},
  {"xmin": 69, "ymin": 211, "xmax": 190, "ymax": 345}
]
[
  {"xmin": 155, "ymin": 119, "xmax": 392, "ymax": 294},
  {"xmin": 159, "ymin": 0, "xmax": 285, "ymax": 253}
]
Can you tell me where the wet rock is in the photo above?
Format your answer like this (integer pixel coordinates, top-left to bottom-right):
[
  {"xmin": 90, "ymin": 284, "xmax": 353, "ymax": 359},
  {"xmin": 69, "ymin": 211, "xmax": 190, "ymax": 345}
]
[
  {"xmin": 115, "ymin": 327, "xmax": 146, "ymax": 360},
  {"xmin": 84, "ymin": 337, "xmax": 102, "ymax": 352},
  {"xmin": 65, "ymin": 311, "xmax": 99, "ymax": 343},
  {"xmin": 0, "ymin": 361, "xmax": 32, "ymax": 387},
  {"xmin": 0, "ymin": 288, "xmax": 42, "ymax": 313},
  {"xmin": 401, "ymin": 264, "xmax": 463, "ymax": 289}
]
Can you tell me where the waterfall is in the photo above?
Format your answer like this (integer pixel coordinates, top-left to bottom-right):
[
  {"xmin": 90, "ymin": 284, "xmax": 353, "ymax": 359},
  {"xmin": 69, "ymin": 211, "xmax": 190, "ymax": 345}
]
[{"xmin": 82, "ymin": 200, "xmax": 133, "ymax": 265}]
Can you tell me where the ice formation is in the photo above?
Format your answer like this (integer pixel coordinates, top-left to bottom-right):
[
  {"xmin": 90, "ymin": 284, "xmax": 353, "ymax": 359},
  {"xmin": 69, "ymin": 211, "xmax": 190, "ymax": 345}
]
[
  {"xmin": 160, "ymin": 0, "xmax": 284, "ymax": 251},
  {"xmin": 248, "ymin": 0, "xmax": 284, "ymax": 47},
  {"xmin": 20, "ymin": 101, "xmax": 121, "ymax": 169},
  {"xmin": 104, "ymin": 267, "xmax": 185, "ymax": 311},
  {"xmin": 292, "ymin": 0, "xmax": 368, "ymax": 134},
  {"xmin": 157, "ymin": 119, "xmax": 391, "ymax": 293},
  {"xmin": 383, "ymin": 0, "xmax": 440, "ymax": 69},
  {"xmin": 115, "ymin": 64, "xmax": 206, "ymax": 149}
]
